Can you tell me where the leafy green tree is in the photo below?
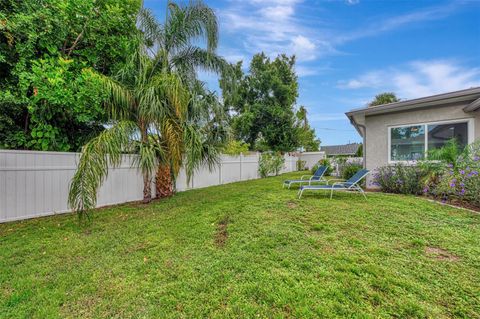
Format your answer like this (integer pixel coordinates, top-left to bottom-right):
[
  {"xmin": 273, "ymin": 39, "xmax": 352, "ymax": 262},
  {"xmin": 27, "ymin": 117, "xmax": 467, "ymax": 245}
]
[
  {"xmin": 68, "ymin": 4, "xmax": 228, "ymax": 216},
  {"xmin": 295, "ymin": 106, "xmax": 320, "ymax": 151},
  {"xmin": 220, "ymin": 53, "xmax": 301, "ymax": 152},
  {"xmin": 0, "ymin": 0, "xmax": 140, "ymax": 150},
  {"xmin": 355, "ymin": 143, "xmax": 363, "ymax": 157},
  {"xmin": 22, "ymin": 57, "xmax": 107, "ymax": 151},
  {"xmin": 368, "ymin": 92, "xmax": 400, "ymax": 107},
  {"xmin": 223, "ymin": 140, "xmax": 250, "ymax": 155}
]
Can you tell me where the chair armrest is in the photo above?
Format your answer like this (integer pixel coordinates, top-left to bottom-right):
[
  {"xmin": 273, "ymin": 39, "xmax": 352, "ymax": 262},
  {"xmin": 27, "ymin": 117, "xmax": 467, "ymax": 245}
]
[
  {"xmin": 327, "ymin": 179, "xmax": 344, "ymax": 185},
  {"xmin": 332, "ymin": 181, "xmax": 347, "ymax": 187},
  {"xmin": 300, "ymin": 175, "xmax": 313, "ymax": 180}
]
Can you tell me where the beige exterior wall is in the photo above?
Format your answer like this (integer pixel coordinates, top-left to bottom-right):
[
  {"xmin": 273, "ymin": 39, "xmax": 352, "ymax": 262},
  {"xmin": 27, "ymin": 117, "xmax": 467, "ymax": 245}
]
[{"xmin": 364, "ymin": 102, "xmax": 479, "ymax": 187}]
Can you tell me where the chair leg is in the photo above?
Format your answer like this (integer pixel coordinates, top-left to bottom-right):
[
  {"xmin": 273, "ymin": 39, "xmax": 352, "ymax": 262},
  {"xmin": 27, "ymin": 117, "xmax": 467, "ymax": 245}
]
[
  {"xmin": 298, "ymin": 189, "xmax": 304, "ymax": 199},
  {"xmin": 360, "ymin": 188, "xmax": 367, "ymax": 200},
  {"xmin": 330, "ymin": 188, "xmax": 334, "ymax": 199}
]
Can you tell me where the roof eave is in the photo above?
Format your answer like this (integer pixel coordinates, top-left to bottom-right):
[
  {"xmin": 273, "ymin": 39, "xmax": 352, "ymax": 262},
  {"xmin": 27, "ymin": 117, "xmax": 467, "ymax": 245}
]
[
  {"xmin": 347, "ymin": 87, "xmax": 480, "ymax": 117},
  {"xmin": 464, "ymin": 97, "xmax": 480, "ymax": 112},
  {"xmin": 346, "ymin": 113, "xmax": 364, "ymax": 137}
]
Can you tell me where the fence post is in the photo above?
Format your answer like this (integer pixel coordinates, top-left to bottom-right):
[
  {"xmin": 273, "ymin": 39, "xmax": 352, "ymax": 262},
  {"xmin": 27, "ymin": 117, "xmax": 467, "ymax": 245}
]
[
  {"xmin": 219, "ymin": 156, "xmax": 223, "ymax": 184},
  {"xmin": 256, "ymin": 152, "xmax": 260, "ymax": 178},
  {"xmin": 239, "ymin": 153, "xmax": 243, "ymax": 181}
]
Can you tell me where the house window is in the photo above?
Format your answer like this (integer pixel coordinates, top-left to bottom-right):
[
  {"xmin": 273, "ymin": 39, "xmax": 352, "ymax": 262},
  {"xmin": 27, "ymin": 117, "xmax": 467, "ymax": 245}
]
[
  {"xmin": 391, "ymin": 125, "xmax": 425, "ymax": 161},
  {"xmin": 389, "ymin": 120, "xmax": 470, "ymax": 162},
  {"xmin": 427, "ymin": 122, "xmax": 468, "ymax": 150}
]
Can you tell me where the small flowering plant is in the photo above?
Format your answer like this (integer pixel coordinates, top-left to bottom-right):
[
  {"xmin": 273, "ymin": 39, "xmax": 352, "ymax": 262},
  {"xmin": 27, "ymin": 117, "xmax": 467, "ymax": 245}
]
[
  {"xmin": 429, "ymin": 141, "xmax": 480, "ymax": 208},
  {"xmin": 372, "ymin": 163, "xmax": 428, "ymax": 195}
]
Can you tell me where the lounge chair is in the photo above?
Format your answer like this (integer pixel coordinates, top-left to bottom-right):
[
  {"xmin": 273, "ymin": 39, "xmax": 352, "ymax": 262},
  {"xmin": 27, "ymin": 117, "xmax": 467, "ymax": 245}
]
[
  {"xmin": 298, "ymin": 169, "xmax": 369, "ymax": 199},
  {"xmin": 283, "ymin": 166, "xmax": 328, "ymax": 189}
]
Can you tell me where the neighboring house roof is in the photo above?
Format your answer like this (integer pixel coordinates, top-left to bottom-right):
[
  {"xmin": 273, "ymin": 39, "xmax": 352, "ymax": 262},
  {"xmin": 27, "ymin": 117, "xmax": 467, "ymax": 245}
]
[
  {"xmin": 321, "ymin": 143, "xmax": 360, "ymax": 156},
  {"xmin": 346, "ymin": 87, "xmax": 480, "ymax": 137}
]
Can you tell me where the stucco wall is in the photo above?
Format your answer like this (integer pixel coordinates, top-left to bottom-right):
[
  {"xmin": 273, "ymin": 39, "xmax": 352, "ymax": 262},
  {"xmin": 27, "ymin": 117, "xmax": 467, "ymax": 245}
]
[{"xmin": 364, "ymin": 102, "xmax": 479, "ymax": 187}]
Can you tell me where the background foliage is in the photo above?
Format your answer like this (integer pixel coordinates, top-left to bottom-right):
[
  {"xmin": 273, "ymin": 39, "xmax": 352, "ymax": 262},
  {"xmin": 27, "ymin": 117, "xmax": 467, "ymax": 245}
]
[
  {"xmin": 311, "ymin": 158, "xmax": 333, "ymax": 176},
  {"xmin": 258, "ymin": 152, "xmax": 285, "ymax": 178},
  {"xmin": 220, "ymin": 53, "xmax": 319, "ymax": 152},
  {"xmin": 223, "ymin": 140, "xmax": 250, "ymax": 156},
  {"xmin": 341, "ymin": 162, "xmax": 363, "ymax": 180},
  {"xmin": 0, "ymin": 0, "xmax": 140, "ymax": 150},
  {"xmin": 368, "ymin": 92, "xmax": 400, "ymax": 107}
]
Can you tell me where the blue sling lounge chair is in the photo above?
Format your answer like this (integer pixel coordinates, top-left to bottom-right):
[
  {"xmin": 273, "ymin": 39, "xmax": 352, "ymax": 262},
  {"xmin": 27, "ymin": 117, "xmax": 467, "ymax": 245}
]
[
  {"xmin": 283, "ymin": 166, "xmax": 328, "ymax": 189},
  {"xmin": 298, "ymin": 169, "xmax": 370, "ymax": 199}
]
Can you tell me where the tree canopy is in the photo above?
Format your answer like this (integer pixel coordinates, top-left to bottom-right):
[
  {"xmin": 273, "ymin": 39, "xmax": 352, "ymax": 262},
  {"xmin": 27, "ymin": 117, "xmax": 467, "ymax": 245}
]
[
  {"xmin": 368, "ymin": 92, "xmax": 400, "ymax": 107},
  {"xmin": 0, "ymin": 0, "xmax": 140, "ymax": 150},
  {"xmin": 220, "ymin": 53, "xmax": 319, "ymax": 152}
]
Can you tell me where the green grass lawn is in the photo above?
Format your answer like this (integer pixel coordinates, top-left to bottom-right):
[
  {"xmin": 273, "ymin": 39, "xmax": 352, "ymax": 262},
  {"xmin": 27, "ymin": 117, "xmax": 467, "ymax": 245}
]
[{"xmin": 1, "ymin": 172, "xmax": 479, "ymax": 318}]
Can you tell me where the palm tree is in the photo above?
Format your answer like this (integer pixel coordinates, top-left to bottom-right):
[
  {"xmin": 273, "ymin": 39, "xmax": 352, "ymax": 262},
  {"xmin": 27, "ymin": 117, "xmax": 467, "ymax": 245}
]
[
  {"xmin": 427, "ymin": 138, "xmax": 464, "ymax": 168},
  {"xmin": 368, "ymin": 92, "xmax": 400, "ymax": 107},
  {"xmin": 68, "ymin": 2, "xmax": 229, "ymax": 217},
  {"xmin": 150, "ymin": 0, "xmax": 229, "ymax": 198}
]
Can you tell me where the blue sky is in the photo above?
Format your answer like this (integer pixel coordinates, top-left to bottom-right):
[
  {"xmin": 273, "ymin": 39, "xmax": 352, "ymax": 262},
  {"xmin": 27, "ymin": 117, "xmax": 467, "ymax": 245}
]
[{"xmin": 144, "ymin": 0, "xmax": 480, "ymax": 146}]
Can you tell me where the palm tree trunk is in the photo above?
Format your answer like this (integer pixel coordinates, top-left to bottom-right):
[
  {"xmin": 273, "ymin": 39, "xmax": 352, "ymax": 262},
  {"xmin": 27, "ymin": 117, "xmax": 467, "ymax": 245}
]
[
  {"xmin": 140, "ymin": 120, "xmax": 152, "ymax": 204},
  {"xmin": 156, "ymin": 164, "xmax": 174, "ymax": 198},
  {"xmin": 143, "ymin": 172, "xmax": 152, "ymax": 203}
]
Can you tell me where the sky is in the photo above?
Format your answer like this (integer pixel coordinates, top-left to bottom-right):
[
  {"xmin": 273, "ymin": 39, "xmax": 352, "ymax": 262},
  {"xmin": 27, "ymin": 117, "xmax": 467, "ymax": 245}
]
[{"xmin": 144, "ymin": 0, "xmax": 480, "ymax": 146}]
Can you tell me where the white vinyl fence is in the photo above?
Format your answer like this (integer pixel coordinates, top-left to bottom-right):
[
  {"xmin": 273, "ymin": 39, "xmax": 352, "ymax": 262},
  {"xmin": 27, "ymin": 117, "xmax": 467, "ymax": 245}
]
[
  {"xmin": 298, "ymin": 151, "xmax": 326, "ymax": 169},
  {"xmin": 0, "ymin": 150, "xmax": 298, "ymax": 223}
]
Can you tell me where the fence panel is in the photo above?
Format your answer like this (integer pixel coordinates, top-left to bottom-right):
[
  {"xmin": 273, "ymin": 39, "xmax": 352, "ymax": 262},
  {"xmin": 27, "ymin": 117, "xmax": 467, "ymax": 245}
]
[
  {"xmin": 0, "ymin": 150, "xmax": 299, "ymax": 223},
  {"xmin": 0, "ymin": 150, "xmax": 145, "ymax": 223},
  {"xmin": 299, "ymin": 152, "xmax": 326, "ymax": 169}
]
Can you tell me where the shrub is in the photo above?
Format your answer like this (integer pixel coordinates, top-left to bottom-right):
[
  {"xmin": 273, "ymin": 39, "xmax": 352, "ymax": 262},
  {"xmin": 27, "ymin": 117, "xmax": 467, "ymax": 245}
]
[
  {"xmin": 426, "ymin": 141, "xmax": 480, "ymax": 208},
  {"xmin": 311, "ymin": 158, "xmax": 333, "ymax": 176},
  {"xmin": 296, "ymin": 159, "xmax": 306, "ymax": 171},
  {"xmin": 372, "ymin": 163, "xmax": 428, "ymax": 195},
  {"xmin": 259, "ymin": 152, "xmax": 285, "ymax": 178},
  {"xmin": 341, "ymin": 163, "xmax": 362, "ymax": 180},
  {"xmin": 224, "ymin": 140, "xmax": 250, "ymax": 156}
]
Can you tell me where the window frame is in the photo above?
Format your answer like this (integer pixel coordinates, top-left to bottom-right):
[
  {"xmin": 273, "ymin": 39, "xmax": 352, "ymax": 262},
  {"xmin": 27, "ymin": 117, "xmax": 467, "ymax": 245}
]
[{"xmin": 387, "ymin": 118, "xmax": 474, "ymax": 164}]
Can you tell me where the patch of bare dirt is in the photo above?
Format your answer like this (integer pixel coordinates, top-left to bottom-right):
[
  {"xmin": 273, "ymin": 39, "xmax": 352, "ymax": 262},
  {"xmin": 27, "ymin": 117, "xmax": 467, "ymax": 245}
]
[
  {"xmin": 425, "ymin": 246, "xmax": 459, "ymax": 262},
  {"xmin": 286, "ymin": 201, "xmax": 298, "ymax": 209},
  {"xmin": 214, "ymin": 216, "xmax": 230, "ymax": 248}
]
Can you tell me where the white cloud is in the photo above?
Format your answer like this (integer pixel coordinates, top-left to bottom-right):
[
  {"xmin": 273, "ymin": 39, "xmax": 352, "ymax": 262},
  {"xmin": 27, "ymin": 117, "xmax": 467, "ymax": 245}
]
[
  {"xmin": 260, "ymin": 5, "xmax": 295, "ymax": 20},
  {"xmin": 337, "ymin": 3, "xmax": 460, "ymax": 44},
  {"xmin": 345, "ymin": 0, "xmax": 360, "ymax": 5},
  {"xmin": 337, "ymin": 71, "xmax": 384, "ymax": 89},
  {"xmin": 290, "ymin": 35, "xmax": 317, "ymax": 61},
  {"xmin": 219, "ymin": 0, "xmax": 322, "ymax": 64},
  {"xmin": 218, "ymin": 1, "xmax": 465, "ymax": 79},
  {"xmin": 337, "ymin": 60, "xmax": 480, "ymax": 99}
]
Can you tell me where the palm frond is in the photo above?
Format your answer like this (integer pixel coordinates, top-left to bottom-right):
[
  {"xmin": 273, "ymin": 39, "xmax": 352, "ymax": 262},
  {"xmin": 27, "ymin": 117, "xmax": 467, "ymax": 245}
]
[
  {"xmin": 92, "ymin": 70, "xmax": 135, "ymax": 121},
  {"xmin": 132, "ymin": 138, "xmax": 159, "ymax": 177},
  {"xmin": 68, "ymin": 121, "xmax": 138, "ymax": 217},
  {"xmin": 171, "ymin": 46, "xmax": 229, "ymax": 76},
  {"xmin": 164, "ymin": 0, "xmax": 218, "ymax": 53},
  {"xmin": 427, "ymin": 138, "xmax": 463, "ymax": 168},
  {"xmin": 182, "ymin": 123, "xmax": 221, "ymax": 182},
  {"xmin": 137, "ymin": 8, "xmax": 164, "ymax": 48}
]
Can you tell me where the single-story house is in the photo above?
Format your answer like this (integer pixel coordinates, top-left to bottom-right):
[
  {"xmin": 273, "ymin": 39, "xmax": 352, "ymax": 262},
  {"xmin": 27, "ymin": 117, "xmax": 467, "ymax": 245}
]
[
  {"xmin": 320, "ymin": 143, "xmax": 361, "ymax": 157},
  {"xmin": 346, "ymin": 87, "xmax": 480, "ymax": 187}
]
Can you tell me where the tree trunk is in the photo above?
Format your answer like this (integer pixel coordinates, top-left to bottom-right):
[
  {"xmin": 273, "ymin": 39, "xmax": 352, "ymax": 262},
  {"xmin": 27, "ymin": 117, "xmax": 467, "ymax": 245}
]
[
  {"xmin": 156, "ymin": 164, "xmax": 174, "ymax": 198},
  {"xmin": 139, "ymin": 120, "xmax": 151, "ymax": 204},
  {"xmin": 143, "ymin": 172, "xmax": 152, "ymax": 204}
]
